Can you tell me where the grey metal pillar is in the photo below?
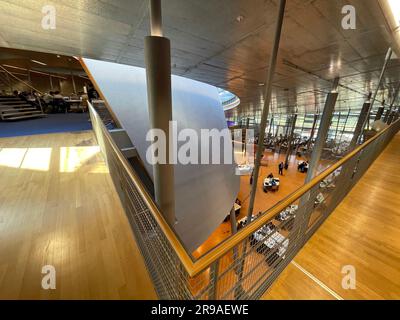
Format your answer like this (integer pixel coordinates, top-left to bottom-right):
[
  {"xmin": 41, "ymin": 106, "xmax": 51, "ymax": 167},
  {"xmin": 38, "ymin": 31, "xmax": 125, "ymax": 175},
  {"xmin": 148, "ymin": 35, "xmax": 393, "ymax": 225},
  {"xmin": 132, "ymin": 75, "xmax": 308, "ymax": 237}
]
[
  {"xmin": 6, "ymin": 72, "xmax": 13, "ymax": 92},
  {"xmin": 304, "ymin": 77, "xmax": 339, "ymax": 183},
  {"xmin": 49, "ymin": 75, "xmax": 54, "ymax": 91},
  {"xmin": 362, "ymin": 48, "xmax": 392, "ymax": 132},
  {"xmin": 393, "ymin": 107, "xmax": 400, "ymax": 122},
  {"xmin": 229, "ymin": 207, "xmax": 238, "ymax": 235},
  {"xmin": 339, "ymin": 108, "xmax": 351, "ymax": 143},
  {"xmin": 246, "ymin": 0, "xmax": 286, "ymax": 222},
  {"xmin": 149, "ymin": 0, "xmax": 162, "ymax": 36},
  {"xmin": 383, "ymin": 109, "xmax": 390, "ymax": 123},
  {"xmin": 384, "ymin": 81, "xmax": 400, "ymax": 123},
  {"xmin": 284, "ymin": 115, "xmax": 291, "ymax": 137},
  {"xmin": 284, "ymin": 113, "xmax": 297, "ymax": 167},
  {"xmin": 375, "ymin": 103, "xmax": 385, "ymax": 121},
  {"xmin": 268, "ymin": 116, "xmax": 274, "ymax": 136},
  {"xmin": 28, "ymin": 70, "xmax": 32, "ymax": 94},
  {"xmin": 307, "ymin": 113, "xmax": 318, "ymax": 150},
  {"xmin": 144, "ymin": 0, "xmax": 175, "ymax": 226},
  {"xmin": 276, "ymin": 114, "xmax": 282, "ymax": 136},
  {"xmin": 246, "ymin": 117, "xmax": 250, "ymax": 129},
  {"xmin": 71, "ymin": 73, "xmax": 77, "ymax": 94},
  {"xmin": 334, "ymin": 112, "xmax": 341, "ymax": 140},
  {"xmin": 350, "ymin": 92, "xmax": 372, "ymax": 149},
  {"xmin": 387, "ymin": 111, "xmax": 398, "ymax": 126}
]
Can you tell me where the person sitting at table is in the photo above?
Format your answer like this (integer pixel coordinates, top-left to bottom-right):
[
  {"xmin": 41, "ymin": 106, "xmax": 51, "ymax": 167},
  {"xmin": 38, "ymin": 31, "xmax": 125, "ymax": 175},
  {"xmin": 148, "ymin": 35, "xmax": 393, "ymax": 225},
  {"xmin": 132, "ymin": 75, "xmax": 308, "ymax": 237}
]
[
  {"xmin": 267, "ymin": 173, "xmax": 274, "ymax": 179},
  {"xmin": 43, "ymin": 91, "xmax": 54, "ymax": 110},
  {"xmin": 298, "ymin": 161, "xmax": 304, "ymax": 172},
  {"xmin": 53, "ymin": 91, "xmax": 68, "ymax": 113}
]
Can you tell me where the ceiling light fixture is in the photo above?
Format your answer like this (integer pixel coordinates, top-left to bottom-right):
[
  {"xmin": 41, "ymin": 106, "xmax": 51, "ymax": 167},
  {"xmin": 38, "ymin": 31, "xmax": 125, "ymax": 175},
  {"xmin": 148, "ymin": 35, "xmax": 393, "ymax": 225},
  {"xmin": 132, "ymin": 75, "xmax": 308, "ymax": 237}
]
[
  {"xmin": 31, "ymin": 59, "xmax": 47, "ymax": 66},
  {"xmin": 236, "ymin": 15, "xmax": 244, "ymax": 23}
]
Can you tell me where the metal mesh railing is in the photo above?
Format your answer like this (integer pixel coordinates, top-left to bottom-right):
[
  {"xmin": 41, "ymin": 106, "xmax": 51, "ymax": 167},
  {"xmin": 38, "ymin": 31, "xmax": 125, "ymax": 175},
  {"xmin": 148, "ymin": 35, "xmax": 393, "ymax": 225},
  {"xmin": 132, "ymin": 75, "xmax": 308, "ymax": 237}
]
[{"xmin": 88, "ymin": 101, "xmax": 400, "ymax": 299}]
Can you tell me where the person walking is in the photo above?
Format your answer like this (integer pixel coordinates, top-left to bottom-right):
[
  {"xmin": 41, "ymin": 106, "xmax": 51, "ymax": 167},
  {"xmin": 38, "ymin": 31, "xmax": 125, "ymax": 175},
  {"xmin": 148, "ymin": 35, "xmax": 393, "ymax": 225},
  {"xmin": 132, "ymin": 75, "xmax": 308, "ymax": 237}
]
[{"xmin": 278, "ymin": 162, "xmax": 284, "ymax": 175}]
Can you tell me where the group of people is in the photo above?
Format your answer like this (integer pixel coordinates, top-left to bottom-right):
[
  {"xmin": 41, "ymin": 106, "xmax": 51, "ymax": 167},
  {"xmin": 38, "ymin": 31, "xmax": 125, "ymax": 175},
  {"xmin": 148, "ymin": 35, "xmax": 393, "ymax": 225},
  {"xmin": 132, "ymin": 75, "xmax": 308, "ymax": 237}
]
[
  {"xmin": 297, "ymin": 161, "xmax": 309, "ymax": 173},
  {"xmin": 41, "ymin": 91, "xmax": 70, "ymax": 113},
  {"xmin": 10, "ymin": 84, "xmax": 99, "ymax": 114},
  {"xmin": 249, "ymin": 161, "xmax": 285, "ymax": 186}
]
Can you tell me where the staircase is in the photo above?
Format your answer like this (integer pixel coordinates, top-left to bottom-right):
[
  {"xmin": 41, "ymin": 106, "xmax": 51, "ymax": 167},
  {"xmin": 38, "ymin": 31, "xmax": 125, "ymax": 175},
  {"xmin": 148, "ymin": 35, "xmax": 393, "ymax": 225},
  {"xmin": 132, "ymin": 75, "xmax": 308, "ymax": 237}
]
[{"xmin": 0, "ymin": 96, "xmax": 46, "ymax": 121}]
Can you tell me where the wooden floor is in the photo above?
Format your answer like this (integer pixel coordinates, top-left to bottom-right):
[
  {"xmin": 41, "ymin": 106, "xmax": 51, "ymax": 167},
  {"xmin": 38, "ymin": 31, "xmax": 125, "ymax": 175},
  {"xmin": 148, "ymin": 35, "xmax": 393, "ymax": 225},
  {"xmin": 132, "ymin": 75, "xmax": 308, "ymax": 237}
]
[
  {"xmin": 1, "ymin": 130, "xmax": 399, "ymax": 300},
  {"xmin": 0, "ymin": 131, "xmax": 157, "ymax": 299},
  {"xmin": 263, "ymin": 133, "xmax": 400, "ymax": 300}
]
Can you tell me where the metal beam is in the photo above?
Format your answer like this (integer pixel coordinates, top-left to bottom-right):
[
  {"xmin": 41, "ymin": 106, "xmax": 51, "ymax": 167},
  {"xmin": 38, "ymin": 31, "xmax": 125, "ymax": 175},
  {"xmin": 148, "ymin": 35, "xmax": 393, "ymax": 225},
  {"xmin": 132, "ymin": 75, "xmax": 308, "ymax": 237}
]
[
  {"xmin": 375, "ymin": 103, "xmax": 385, "ymax": 121},
  {"xmin": 149, "ymin": 0, "xmax": 163, "ymax": 36},
  {"xmin": 334, "ymin": 112, "xmax": 341, "ymax": 140},
  {"xmin": 350, "ymin": 92, "xmax": 372, "ymax": 149},
  {"xmin": 339, "ymin": 108, "xmax": 351, "ymax": 144},
  {"xmin": 304, "ymin": 77, "xmax": 339, "ymax": 183},
  {"xmin": 49, "ymin": 75, "xmax": 54, "ymax": 91},
  {"xmin": 384, "ymin": 81, "xmax": 400, "ymax": 123},
  {"xmin": 284, "ymin": 113, "xmax": 297, "ymax": 167},
  {"xmin": 307, "ymin": 113, "xmax": 318, "ymax": 150},
  {"xmin": 246, "ymin": 0, "xmax": 286, "ymax": 222},
  {"xmin": 362, "ymin": 47, "xmax": 392, "ymax": 131}
]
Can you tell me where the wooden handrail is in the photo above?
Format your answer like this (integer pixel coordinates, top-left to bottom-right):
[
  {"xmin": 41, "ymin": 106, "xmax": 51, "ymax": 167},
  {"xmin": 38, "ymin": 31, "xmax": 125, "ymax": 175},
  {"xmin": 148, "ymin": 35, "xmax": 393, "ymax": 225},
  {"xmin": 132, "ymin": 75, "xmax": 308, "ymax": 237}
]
[
  {"xmin": 79, "ymin": 58, "xmax": 123, "ymax": 128},
  {"xmin": 85, "ymin": 65, "xmax": 400, "ymax": 277},
  {"xmin": 0, "ymin": 65, "xmax": 44, "ymax": 95}
]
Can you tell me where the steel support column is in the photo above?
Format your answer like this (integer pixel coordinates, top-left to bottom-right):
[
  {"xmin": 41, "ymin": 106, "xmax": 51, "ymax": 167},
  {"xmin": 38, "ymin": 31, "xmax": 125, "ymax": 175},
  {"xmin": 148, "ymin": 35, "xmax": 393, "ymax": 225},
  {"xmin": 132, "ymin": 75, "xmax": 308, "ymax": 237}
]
[
  {"xmin": 307, "ymin": 113, "xmax": 318, "ymax": 150},
  {"xmin": 334, "ymin": 112, "xmax": 341, "ymax": 140},
  {"xmin": 144, "ymin": 0, "xmax": 175, "ymax": 226},
  {"xmin": 6, "ymin": 72, "xmax": 13, "ymax": 92},
  {"xmin": 71, "ymin": 72, "xmax": 77, "ymax": 94},
  {"xmin": 28, "ymin": 70, "xmax": 32, "ymax": 94},
  {"xmin": 339, "ymin": 108, "xmax": 351, "ymax": 143},
  {"xmin": 268, "ymin": 116, "xmax": 274, "ymax": 136},
  {"xmin": 284, "ymin": 113, "xmax": 297, "ymax": 168},
  {"xmin": 362, "ymin": 48, "xmax": 392, "ymax": 131},
  {"xmin": 375, "ymin": 103, "xmax": 385, "ymax": 121},
  {"xmin": 304, "ymin": 77, "xmax": 339, "ymax": 183},
  {"xmin": 384, "ymin": 81, "xmax": 400, "ymax": 123},
  {"xmin": 49, "ymin": 75, "xmax": 54, "ymax": 91},
  {"xmin": 246, "ymin": 0, "xmax": 286, "ymax": 222},
  {"xmin": 350, "ymin": 93, "xmax": 372, "ymax": 149}
]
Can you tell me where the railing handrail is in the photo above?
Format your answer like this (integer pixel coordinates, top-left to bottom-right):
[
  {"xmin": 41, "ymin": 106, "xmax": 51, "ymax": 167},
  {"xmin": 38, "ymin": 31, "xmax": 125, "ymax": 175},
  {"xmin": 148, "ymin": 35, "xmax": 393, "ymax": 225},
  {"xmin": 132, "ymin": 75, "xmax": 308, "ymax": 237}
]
[
  {"xmin": 0, "ymin": 65, "xmax": 44, "ymax": 95},
  {"xmin": 222, "ymin": 96, "xmax": 239, "ymax": 106},
  {"xmin": 87, "ymin": 80, "xmax": 400, "ymax": 278}
]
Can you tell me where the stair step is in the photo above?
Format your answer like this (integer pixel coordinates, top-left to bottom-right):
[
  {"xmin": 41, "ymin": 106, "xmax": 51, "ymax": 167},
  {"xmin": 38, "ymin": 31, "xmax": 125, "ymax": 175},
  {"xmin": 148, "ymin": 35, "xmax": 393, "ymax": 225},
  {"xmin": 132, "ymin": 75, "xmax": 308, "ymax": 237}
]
[
  {"xmin": 0, "ymin": 97, "xmax": 20, "ymax": 100},
  {"xmin": 2, "ymin": 110, "xmax": 42, "ymax": 117},
  {"xmin": 0, "ymin": 107, "xmax": 38, "ymax": 112},
  {"xmin": 0, "ymin": 101, "xmax": 27, "ymax": 105},
  {"xmin": 0, "ymin": 104, "xmax": 33, "ymax": 108},
  {"xmin": 2, "ymin": 114, "xmax": 45, "ymax": 121}
]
